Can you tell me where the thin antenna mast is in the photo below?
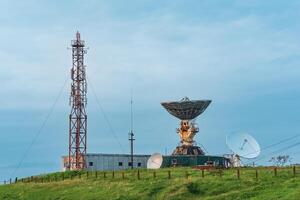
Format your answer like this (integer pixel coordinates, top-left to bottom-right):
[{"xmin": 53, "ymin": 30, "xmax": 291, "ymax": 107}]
[{"xmin": 129, "ymin": 92, "xmax": 135, "ymax": 169}]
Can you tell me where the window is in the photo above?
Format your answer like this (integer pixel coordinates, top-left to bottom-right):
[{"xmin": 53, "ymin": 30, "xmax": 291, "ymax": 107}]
[
  {"xmin": 172, "ymin": 159, "xmax": 177, "ymax": 165},
  {"xmin": 138, "ymin": 162, "xmax": 141, "ymax": 167},
  {"xmin": 118, "ymin": 162, "xmax": 123, "ymax": 166},
  {"xmin": 89, "ymin": 162, "xmax": 93, "ymax": 167},
  {"xmin": 128, "ymin": 162, "xmax": 132, "ymax": 166}
]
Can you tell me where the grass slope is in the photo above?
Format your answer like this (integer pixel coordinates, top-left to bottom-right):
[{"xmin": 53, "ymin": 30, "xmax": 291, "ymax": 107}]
[{"xmin": 0, "ymin": 167, "xmax": 300, "ymax": 200}]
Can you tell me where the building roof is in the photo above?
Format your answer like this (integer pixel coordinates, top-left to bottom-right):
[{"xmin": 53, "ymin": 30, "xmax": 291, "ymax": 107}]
[{"xmin": 61, "ymin": 153, "xmax": 151, "ymax": 158}]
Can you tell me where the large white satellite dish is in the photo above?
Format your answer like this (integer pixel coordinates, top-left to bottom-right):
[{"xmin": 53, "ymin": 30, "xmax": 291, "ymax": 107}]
[
  {"xmin": 147, "ymin": 153, "xmax": 163, "ymax": 169},
  {"xmin": 226, "ymin": 132, "xmax": 261, "ymax": 159}
]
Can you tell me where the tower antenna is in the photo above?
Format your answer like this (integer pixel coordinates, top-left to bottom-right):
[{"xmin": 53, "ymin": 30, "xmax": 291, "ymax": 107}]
[
  {"xmin": 68, "ymin": 31, "xmax": 88, "ymax": 170},
  {"xmin": 129, "ymin": 91, "xmax": 135, "ymax": 169}
]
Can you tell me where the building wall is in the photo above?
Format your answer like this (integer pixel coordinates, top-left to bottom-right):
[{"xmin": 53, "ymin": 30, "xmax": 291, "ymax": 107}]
[
  {"xmin": 62, "ymin": 154, "xmax": 151, "ymax": 171},
  {"xmin": 85, "ymin": 154, "xmax": 150, "ymax": 171},
  {"xmin": 161, "ymin": 155, "xmax": 230, "ymax": 168}
]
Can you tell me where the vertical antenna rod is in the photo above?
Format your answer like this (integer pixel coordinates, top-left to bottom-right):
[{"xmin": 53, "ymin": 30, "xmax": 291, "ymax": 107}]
[
  {"xmin": 68, "ymin": 31, "xmax": 88, "ymax": 170},
  {"xmin": 129, "ymin": 93, "xmax": 135, "ymax": 169}
]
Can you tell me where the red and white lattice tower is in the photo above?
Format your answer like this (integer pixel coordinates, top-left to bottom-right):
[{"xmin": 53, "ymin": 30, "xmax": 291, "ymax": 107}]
[{"xmin": 68, "ymin": 31, "xmax": 87, "ymax": 170}]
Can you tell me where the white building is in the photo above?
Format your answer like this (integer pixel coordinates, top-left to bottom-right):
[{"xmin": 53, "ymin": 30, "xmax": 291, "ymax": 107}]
[
  {"xmin": 223, "ymin": 154, "xmax": 241, "ymax": 167},
  {"xmin": 62, "ymin": 153, "xmax": 150, "ymax": 171}
]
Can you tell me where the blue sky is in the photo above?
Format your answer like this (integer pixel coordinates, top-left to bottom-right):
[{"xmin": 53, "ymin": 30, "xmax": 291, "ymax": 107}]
[{"xmin": 1, "ymin": 0, "xmax": 300, "ymax": 180}]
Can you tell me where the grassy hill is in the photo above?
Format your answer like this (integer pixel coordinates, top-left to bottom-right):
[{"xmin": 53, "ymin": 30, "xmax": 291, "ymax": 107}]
[{"xmin": 0, "ymin": 167, "xmax": 300, "ymax": 200}]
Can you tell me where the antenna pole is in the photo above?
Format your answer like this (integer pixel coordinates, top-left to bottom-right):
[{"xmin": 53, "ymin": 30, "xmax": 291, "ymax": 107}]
[{"xmin": 129, "ymin": 93, "xmax": 135, "ymax": 169}]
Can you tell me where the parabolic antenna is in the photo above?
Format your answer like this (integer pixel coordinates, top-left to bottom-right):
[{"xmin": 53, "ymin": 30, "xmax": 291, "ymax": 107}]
[
  {"xmin": 161, "ymin": 97, "xmax": 211, "ymax": 120},
  {"xmin": 226, "ymin": 133, "xmax": 260, "ymax": 159},
  {"xmin": 147, "ymin": 153, "xmax": 163, "ymax": 169}
]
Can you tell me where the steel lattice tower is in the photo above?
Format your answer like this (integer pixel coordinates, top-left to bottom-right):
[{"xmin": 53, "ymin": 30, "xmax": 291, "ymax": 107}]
[{"xmin": 68, "ymin": 32, "xmax": 87, "ymax": 170}]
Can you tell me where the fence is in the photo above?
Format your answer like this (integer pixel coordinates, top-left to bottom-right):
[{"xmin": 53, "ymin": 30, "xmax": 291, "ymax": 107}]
[{"xmin": 0, "ymin": 166, "xmax": 298, "ymax": 185}]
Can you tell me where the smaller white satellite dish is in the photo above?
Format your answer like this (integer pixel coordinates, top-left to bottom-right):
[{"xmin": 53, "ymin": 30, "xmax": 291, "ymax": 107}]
[
  {"xmin": 147, "ymin": 153, "xmax": 163, "ymax": 169},
  {"xmin": 226, "ymin": 132, "xmax": 261, "ymax": 159}
]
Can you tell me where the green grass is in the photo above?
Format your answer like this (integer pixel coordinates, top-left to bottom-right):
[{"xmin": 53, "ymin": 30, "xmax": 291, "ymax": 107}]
[{"xmin": 1, "ymin": 167, "xmax": 300, "ymax": 200}]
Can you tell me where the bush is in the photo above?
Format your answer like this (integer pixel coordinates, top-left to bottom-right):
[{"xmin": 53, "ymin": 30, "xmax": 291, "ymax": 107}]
[{"xmin": 186, "ymin": 182, "xmax": 203, "ymax": 195}]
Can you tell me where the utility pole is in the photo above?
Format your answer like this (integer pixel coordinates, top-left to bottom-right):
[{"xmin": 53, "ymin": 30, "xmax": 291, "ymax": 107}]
[
  {"xmin": 68, "ymin": 31, "xmax": 88, "ymax": 170},
  {"xmin": 129, "ymin": 94, "xmax": 135, "ymax": 169}
]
